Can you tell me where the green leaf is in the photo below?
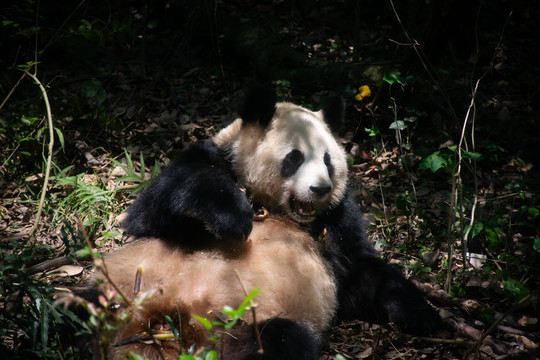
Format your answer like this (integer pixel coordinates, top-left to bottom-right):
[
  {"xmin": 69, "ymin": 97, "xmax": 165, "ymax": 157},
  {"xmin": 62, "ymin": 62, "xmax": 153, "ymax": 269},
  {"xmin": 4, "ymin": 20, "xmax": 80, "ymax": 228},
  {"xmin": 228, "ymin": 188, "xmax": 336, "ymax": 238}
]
[
  {"xmin": 151, "ymin": 160, "xmax": 161, "ymax": 178},
  {"xmin": 21, "ymin": 115, "xmax": 39, "ymax": 125},
  {"xmin": 139, "ymin": 153, "xmax": 146, "ymax": 180},
  {"xmin": 125, "ymin": 149, "xmax": 135, "ymax": 175},
  {"xmin": 527, "ymin": 206, "xmax": 540, "ymax": 218},
  {"xmin": 178, "ymin": 355, "xmax": 196, "ymax": 360},
  {"xmin": 81, "ymin": 78, "xmax": 102, "ymax": 98},
  {"xmin": 382, "ymin": 70, "xmax": 407, "ymax": 86},
  {"xmin": 164, "ymin": 315, "xmax": 178, "ymax": 340},
  {"xmin": 102, "ymin": 229, "xmax": 122, "ymax": 238},
  {"xmin": 17, "ymin": 60, "xmax": 40, "ymax": 68},
  {"xmin": 124, "ymin": 352, "xmax": 145, "ymax": 360},
  {"xmin": 237, "ymin": 288, "xmax": 260, "ymax": 313},
  {"xmin": 220, "ymin": 288, "xmax": 260, "ymax": 330},
  {"xmin": 221, "ymin": 305, "xmax": 237, "ymax": 317},
  {"xmin": 419, "ymin": 151, "xmax": 448, "ymax": 173},
  {"xmin": 485, "ymin": 228, "xmax": 499, "ymax": 245},
  {"xmin": 389, "ymin": 120, "xmax": 407, "ymax": 131},
  {"xmin": 204, "ymin": 350, "xmax": 218, "ymax": 360},
  {"xmin": 503, "ymin": 279, "xmax": 530, "ymax": 302},
  {"xmin": 470, "ymin": 222, "xmax": 484, "ymax": 238},
  {"xmin": 462, "ymin": 150, "xmax": 482, "ymax": 161},
  {"xmin": 193, "ymin": 315, "xmax": 212, "ymax": 330},
  {"xmin": 116, "ymin": 175, "xmax": 146, "ymax": 182},
  {"xmin": 54, "ymin": 128, "xmax": 65, "ymax": 150},
  {"xmin": 96, "ymin": 89, "xmax": 107, "ymax": 105},
  {"xmin": 403, "ymin": 116, "xmax": 418, "ymax": 122},
  {"xmin": 533, "ymin": 237, "xmax": 540, "ymax": 253},
  {"xmin": 75, "ymin": 246, "xmax": 92, "ymax": 258},
  {"xmin": 396, "ymin": 190, "xmax": 411, "ymax": 214},
  {"xmin": 364, "ymin": 127, "xmax": 379, "ymax": 137}
]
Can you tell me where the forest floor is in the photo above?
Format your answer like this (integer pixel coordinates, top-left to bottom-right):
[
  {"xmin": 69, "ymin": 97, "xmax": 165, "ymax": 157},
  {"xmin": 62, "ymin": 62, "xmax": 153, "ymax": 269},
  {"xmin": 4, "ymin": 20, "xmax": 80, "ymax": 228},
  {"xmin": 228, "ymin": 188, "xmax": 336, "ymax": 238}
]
[
  {"xmin": 2, "ymin": 66, "xmax": 538, "ymax": 359},
  {"xmin": 1, "ymin": 3, "xmax": 539, "ymax": 359}
]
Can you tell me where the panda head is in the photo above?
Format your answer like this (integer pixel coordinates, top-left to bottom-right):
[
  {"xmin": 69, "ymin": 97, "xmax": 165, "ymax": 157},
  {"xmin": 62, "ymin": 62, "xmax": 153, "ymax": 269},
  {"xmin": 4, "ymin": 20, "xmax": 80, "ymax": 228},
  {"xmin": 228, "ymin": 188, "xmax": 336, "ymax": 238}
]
[{"xmin": 214, "ymin": 88, "xmax": 348, "ymax": 223}]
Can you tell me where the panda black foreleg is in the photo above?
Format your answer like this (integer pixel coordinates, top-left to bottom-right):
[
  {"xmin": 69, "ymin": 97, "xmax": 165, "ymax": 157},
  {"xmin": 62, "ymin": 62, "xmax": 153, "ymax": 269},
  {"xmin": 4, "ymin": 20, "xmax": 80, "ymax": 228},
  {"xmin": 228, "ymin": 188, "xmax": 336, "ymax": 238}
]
[
  {"xmin": 320, "ymin": 191, "xmax": 441, "ymax": 334},
  {"xmin": 334, "ymin": 255, "xmax": 441, "ymax": 334},
  {"xmin": 123, "ymin": 140, "xmax": 254, "ymax": 247},
  {"xmin": 221, "ymin": 318, "xmax": 319, "ymax": 360}
]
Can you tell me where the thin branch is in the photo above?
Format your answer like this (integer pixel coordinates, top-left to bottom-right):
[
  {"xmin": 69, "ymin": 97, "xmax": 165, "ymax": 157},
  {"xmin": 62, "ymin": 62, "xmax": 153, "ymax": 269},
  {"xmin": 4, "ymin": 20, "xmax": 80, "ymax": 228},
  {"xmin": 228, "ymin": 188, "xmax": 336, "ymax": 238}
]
[
  {"xmin": 444, "ymin": 172, "xmax": 457, "ymax": 293},
  {"xmin": 234, "ymin": 269, "xmax": 264, "ymax": 356},
  {"xmin": 24, "ymin": 68, "xmax": 55, "ymax": 238},
  {"xmin": 0, "ymin": 73, "xmax": 26, "ymax": 111},
  {"xmin": 42, "ymin": 0, "xmax": 87, "ymax": 52},
  {"xmin": 458, "ymin": 80, "xmax": 481, "ymax": 266},
  {"xmin": 388, "ymin": 0, "xmax": 459, "ymax": 123},
  {"xmin": 76, "ymin": 216, "xmax": 133, "ymax": 308}
]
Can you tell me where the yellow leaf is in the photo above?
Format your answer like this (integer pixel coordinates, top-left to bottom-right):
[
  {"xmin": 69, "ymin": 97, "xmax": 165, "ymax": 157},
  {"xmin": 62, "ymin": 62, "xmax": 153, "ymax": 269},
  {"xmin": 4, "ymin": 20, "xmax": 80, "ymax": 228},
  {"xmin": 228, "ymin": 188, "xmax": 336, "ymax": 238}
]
[{"xmin": 355, "ymin": 85, "xmax": 372, "ymax": 101}]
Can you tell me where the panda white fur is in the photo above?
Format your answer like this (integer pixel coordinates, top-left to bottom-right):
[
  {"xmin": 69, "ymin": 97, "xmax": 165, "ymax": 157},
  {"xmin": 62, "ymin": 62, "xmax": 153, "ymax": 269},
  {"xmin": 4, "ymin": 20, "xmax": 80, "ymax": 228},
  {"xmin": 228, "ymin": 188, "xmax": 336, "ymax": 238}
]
[
  {"xmin": 212, "ymin": 100, "xmax": 348, "ymax": 223},
  {"xmin": 99, "ymin": 217, "xmax": 336, "ymax": 359},
  {"xmin": 95, "ymin": 87, "xmax": 440, "ymax": 359}
]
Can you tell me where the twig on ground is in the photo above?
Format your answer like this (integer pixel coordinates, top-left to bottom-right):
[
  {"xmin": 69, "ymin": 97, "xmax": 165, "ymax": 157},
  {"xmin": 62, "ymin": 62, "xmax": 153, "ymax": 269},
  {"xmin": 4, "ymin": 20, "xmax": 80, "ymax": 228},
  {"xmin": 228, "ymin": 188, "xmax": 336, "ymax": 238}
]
[
  {"xmin": 445, "ymin": 317, "xmax": 510, "ymax": 355},
  {"xmin": 24, "ymin": 256, "xmax": 72, "ymax": 275},
  {"xmin": 412, "ymin": 280, "xmax": 483, "ymax": 316},
  {"xmin": 413, "ymin": 280, "xmax": 538, "ymax": 356},
  {"xmin": 465, "ymin": 288, "xmax": 540, "ymax": 358}
]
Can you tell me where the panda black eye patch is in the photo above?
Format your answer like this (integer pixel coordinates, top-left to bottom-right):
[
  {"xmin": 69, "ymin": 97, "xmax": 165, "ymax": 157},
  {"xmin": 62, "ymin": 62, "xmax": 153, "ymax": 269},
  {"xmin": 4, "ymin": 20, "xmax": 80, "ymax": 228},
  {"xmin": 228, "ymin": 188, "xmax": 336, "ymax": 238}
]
[
  {"xmin": 281, "ymin": 149, "xmax": 305, "ymax": 177},
  {"xmin": 324, "ymin": 152, "xmax": 334, "ymax": 177}
]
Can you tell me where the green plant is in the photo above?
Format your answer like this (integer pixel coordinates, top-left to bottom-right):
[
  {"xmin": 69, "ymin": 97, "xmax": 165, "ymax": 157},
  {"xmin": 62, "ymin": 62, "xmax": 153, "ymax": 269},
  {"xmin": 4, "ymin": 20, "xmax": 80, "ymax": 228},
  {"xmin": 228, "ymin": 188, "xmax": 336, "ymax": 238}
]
[
  {"xmin": 81, "ymin": 78, "xmax": 108, "ymax": 107},
  {"xmin": 364, "ymin": 126, "xmax": 379, "ymax": 137},
  {"xmin": 0, "ymin": 240, "xmax": 93, "ymax": 359},
  {"xmin": 503, "ymin": 279, "xmax": 530, "ymax": 303},
  {"xmin": 115, "ymin": 288, "xmax": 260, "ymax": 360},
  {"xmin": 148, "ymin": 287, "xmax": 260, "ymax": 359},
  {"xmin": 44, "ymin": 150, "xmax": 159, "ymax": 244},
  {"xmin": 50, "ymin": 169, "xmax": 119, "ymax": 240},
  {"xmin": 534, "ymin": 238, "xmax": 540, "ymax": 253},
  {"xmin": 110, "ymin": 149, "xmax": 161, "ymax": 195}
]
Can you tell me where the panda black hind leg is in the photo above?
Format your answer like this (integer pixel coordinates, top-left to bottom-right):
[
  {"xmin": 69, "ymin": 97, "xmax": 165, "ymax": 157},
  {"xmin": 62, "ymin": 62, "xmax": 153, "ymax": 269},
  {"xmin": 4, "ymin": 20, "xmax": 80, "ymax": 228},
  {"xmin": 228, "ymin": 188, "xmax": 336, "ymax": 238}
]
[
  {"xmin": 320, "ymin": 191, "xmax": 441, "ymax": 335},
  {"xmin": 221, "ymin": 319, "xmax": 319, "ymax": 360}
]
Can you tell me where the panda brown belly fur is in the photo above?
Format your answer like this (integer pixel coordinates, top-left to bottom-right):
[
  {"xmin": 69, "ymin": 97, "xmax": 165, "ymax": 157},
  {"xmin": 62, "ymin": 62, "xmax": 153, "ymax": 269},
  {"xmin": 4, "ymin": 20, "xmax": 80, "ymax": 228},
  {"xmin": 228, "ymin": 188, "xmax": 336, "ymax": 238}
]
[{"xmin": 95, "ymin": 216, "xmax": 337, "ymax": 359}]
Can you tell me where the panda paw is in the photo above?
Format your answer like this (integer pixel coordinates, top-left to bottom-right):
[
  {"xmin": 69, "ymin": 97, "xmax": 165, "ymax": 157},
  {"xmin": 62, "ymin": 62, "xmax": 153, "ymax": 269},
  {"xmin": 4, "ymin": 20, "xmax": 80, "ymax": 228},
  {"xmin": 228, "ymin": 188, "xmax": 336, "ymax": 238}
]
[
  {"xmin": 386, "ymin": 298, "xmax": 441, "ymax": 335},
  {"xmin": 205, "ymin": 200, "xmax": 254, "ymax": 243}
]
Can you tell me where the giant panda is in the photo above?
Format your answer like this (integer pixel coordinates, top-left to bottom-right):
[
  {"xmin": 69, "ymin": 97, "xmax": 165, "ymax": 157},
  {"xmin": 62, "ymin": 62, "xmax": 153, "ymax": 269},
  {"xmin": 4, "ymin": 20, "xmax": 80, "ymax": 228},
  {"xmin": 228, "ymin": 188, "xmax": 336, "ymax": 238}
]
[{"xmin": 93, "ymin": 87, "xmax": 440, "ymax": 360}]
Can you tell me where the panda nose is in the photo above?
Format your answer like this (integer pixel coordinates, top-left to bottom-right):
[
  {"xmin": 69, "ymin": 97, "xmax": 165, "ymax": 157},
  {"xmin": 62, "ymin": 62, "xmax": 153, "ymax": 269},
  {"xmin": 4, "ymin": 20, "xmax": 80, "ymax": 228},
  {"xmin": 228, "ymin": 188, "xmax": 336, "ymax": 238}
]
[{"xmin": 310, "ymin": 184, "xmax": 332, "ymax": 196}]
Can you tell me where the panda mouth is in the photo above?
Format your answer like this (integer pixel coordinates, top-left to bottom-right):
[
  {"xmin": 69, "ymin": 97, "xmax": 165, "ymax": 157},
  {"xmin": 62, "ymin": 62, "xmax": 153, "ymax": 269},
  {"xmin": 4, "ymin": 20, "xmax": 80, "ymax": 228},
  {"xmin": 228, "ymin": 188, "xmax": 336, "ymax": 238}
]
[{"xmin": 290, "ymin": 197, "xmax": 317, "ymax": 220}]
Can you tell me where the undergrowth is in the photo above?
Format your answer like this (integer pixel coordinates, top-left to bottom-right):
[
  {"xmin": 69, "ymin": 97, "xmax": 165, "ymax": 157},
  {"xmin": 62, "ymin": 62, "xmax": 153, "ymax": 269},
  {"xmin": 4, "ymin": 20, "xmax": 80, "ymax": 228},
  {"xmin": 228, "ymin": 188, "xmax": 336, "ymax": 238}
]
[{"xmin": 0, "ymin": 0, "xmax": 538, "ymax": 359}]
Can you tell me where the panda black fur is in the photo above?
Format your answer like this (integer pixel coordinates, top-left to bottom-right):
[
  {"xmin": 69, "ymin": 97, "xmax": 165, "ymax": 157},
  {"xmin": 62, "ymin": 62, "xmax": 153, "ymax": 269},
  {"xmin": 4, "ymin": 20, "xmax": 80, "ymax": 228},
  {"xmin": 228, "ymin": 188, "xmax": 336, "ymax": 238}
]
[{"xmin": 99, "ymin": 87, "xmax": 440, "ymax": 359}]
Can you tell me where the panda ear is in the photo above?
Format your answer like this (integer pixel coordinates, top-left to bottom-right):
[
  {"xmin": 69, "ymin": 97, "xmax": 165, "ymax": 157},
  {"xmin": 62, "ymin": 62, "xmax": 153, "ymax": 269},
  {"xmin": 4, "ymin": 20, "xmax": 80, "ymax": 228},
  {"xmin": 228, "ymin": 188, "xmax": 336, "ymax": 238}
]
[
  {"xmin": 238, "ymin": 86, "xmax": 277, "ymax": 128},
  {"xmin": 321, "ymin": 96, "xmax": 346, "ymax": 132}
]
